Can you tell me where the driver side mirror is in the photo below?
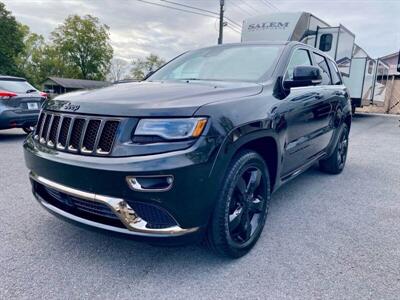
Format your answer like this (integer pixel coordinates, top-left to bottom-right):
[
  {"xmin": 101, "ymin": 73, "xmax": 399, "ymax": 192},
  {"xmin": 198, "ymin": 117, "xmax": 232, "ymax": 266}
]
[{"xmin": 284, "ymin": 66, "xmax": 322, "ymax": 89}]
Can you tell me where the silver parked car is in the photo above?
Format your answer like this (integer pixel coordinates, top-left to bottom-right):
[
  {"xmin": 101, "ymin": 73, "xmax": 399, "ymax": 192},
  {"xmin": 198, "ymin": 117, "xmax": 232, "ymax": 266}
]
[{"xmin": 0, "ymin": 75, "xmax": 47, "ymax": 133}]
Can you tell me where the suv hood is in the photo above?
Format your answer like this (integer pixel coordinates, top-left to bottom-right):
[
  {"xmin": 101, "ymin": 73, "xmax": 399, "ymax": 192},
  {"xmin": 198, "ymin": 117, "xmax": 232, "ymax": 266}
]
[{"xmin": 45, "ymin": 81, "xmax": 263, "ymax": 117}]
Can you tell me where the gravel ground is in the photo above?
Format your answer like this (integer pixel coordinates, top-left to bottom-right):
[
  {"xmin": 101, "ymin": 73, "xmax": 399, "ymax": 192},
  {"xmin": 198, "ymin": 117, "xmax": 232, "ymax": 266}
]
[{"xmin": 1, "ymin": 113, "xmax": 399, "ymax": 300}]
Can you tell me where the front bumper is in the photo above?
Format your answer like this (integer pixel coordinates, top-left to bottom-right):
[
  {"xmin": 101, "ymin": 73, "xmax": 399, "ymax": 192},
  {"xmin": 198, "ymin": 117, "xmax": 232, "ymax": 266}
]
[
  {"xmin": 0, "ymin": 109, "xmax": 39, "ymax": 129},
  {"xmin": 31, "ymin": 172, "xmax": 199, "ymax": 237},
  {"xmin": 24, "ymin": 133, "xmax": 223, "ymax": 238}
]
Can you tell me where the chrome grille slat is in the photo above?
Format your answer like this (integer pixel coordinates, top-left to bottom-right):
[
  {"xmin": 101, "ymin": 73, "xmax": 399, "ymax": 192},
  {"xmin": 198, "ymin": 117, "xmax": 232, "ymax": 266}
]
[
  {"xmin": 40, "ymin": 114, "xmax": 52, "ymax": 144},
  {"xmin": 93, "ymin": 120, "xmax": 106, "ymax": 154},
  {"xmin": 82, "ymin": 119, "xmax": 101, "ymax": 154},
  {"xmin": 65, "ymin": 118, "xmax": 75, "ymax": 152},
  {"xmin": 34, "ymin": 112, "xmax": 45, "ymax": 140},
  {"xmin": 47, "ymin": 115, "xmax": 61, "ymax": 147},
  {"xmin": 38, "ymin": 112, "xmax": 47, "ymax": 142},
  {"xmin": 34, "ymin": 111, "xmax": 120, "ymax": 156},
  {"xmin": 57, "ymin": 117, "xmax": 72, "ymax": 149},
  {"xmin": 55, "ymin": 115, "xmax": 64, "ymax": 147},
  {"xmin": 79, "ymin": 119, "xmax": 89, "ymax": 151},
  {"xmin": 45, "ymin": 114, "xmax": 54, "ymax": 145}
]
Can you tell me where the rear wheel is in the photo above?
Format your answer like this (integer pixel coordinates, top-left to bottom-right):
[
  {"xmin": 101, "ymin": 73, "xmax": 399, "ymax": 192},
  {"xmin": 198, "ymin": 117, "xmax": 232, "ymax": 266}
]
[
  {"xmin": 319, "ymin": 123, "xmax": 349, "ymax": 174},
  {"xmin": 22, "ymin": 126, "xmax": 35, "ymax": 134},
  {"xmin": 205, "ymin": 150, "xmax": 270, "ymax": 258}
]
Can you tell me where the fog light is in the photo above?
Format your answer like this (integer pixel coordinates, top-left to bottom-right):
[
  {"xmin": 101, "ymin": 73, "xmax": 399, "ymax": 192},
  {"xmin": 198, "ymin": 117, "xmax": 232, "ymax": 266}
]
[{"xmin": 126, "ymin": 175, "xmax": 174, "ymax": 192}]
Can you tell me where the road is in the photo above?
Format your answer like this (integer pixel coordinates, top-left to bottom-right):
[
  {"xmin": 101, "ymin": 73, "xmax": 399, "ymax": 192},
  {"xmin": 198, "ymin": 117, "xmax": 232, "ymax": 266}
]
[{"xmin": 1, "ymin": 113, "xmax": 399, "ymax": 299}]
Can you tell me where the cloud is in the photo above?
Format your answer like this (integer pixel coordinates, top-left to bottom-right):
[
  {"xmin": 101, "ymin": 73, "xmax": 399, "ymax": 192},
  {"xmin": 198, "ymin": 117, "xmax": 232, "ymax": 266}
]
[{"xmin": 2, "ymin": 0, "xmax": 399, "ymax": 60}]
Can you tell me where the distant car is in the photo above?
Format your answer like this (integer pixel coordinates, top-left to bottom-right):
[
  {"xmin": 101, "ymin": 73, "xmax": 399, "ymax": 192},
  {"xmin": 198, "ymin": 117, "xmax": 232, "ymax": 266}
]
[{"xmin": 0, "ymin": 75, "xmax": 47, "ymax": 133}]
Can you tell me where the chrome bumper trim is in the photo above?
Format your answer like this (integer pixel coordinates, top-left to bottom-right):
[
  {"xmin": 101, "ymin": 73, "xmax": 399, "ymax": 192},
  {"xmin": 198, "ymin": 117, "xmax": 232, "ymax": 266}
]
[{"xmin": 30, "ymin": 172, "xmax": 199, "ymax": 237}]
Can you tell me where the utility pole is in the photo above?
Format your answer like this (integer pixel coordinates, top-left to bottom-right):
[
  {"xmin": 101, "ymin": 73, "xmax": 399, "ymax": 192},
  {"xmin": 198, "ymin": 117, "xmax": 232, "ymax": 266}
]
[{"xmin": 218, "ymin": 0, "xmax": 225, "ymax": 44}]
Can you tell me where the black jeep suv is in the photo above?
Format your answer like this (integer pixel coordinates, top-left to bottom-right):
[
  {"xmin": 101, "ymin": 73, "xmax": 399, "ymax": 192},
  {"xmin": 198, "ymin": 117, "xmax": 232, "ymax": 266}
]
[{"xmin": 24, "ymin": 42, "xmax": 351, "ymax": 258}]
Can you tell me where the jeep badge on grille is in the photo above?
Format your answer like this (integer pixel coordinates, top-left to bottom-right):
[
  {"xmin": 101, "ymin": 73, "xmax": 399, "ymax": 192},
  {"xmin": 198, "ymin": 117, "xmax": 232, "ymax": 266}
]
[{"xmin": 63, "ymin": 102, "xmax": 80, "ymax": 112}]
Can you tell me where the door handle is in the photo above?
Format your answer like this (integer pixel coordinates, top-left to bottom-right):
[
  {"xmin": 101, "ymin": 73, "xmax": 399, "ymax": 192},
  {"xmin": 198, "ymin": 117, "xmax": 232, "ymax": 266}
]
[{"xmin": 334, "ymin": 91, "xmax": 344, "ymax": 96}]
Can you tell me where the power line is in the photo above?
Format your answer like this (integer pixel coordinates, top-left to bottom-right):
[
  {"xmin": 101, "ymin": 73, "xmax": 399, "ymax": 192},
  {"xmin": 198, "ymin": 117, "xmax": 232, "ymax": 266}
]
[
  {"xmin": 241, "ymin": 1, "xmax": 259, "ymax": 14},
  {"xmin": 226, "ymin": 1, "xmax": 248, "ymax": 20},
  {"xmin": 159, "ymin": 0, "xmax": 242, "ymax": 29},
  {"xmin": 227, "ymin": 25, "xmax": 241, "ymax": 34},
  {"xmin": 261, "ymin": 0, "xmax": 280, "ymax": 11},
  {"xmin": 229, "ymin": 0, "xmax": 255, "ymax": 17},
  {"xmin": 135, "ymin": 0, "xmax": 242, "ymax": 39},
  {"xmin": 135, "ymin": 0, "xmax": 218, "ymax": 19},
  {"xmin": 160, "ymin": 0, "xmax": 241, "ymax": 27},
  {"xmin": 160, "ymin": 0, "xmax": 218, "ymax": 17}
]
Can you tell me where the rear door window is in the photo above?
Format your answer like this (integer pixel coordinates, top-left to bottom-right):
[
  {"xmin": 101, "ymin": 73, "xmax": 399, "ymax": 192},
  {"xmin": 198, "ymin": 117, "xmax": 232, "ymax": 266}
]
[
  {"xmin": 284, "ymin": 49, "xmax": 312, "ymax": 81},
  {"xmin": 327, "ymin": 59, "xmax": 342, "ymax": 85},
  {"xmin": 313, "ymin": 53, "xmax": 332, "ymax": 85}
]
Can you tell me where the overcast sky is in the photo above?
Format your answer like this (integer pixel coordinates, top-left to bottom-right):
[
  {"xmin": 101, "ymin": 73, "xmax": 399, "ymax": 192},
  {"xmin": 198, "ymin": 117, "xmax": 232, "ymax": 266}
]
[{"xmin": 3, "ymin": 0, "xmax": 400, "ymax": 62}]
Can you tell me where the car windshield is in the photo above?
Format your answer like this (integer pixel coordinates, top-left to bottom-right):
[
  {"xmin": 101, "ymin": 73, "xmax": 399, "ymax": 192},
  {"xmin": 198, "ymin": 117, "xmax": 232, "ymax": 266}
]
[
  {"xmin": 0, "ymin": 80, "xmax": 37, "ymax": 93},
  {"xmin": 148, "ymin": 44, "xmax": 283, "ymax": 83}
]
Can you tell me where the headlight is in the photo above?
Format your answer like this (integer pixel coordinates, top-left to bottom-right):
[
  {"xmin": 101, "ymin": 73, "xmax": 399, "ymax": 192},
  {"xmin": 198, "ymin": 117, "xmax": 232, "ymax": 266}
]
[{"xmin": 134, "ymin": 118, "xmax": 207, "ymax": 140}]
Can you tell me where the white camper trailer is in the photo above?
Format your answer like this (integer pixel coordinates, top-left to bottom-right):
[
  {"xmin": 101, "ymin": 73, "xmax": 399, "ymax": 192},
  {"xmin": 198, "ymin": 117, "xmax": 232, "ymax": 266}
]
[{"xmin": 241, "ymin": 12, "xmax": 389, "ymax": 112}]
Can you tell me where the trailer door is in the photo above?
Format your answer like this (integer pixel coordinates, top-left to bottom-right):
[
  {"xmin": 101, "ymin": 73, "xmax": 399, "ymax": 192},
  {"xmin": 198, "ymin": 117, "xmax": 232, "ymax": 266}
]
[{"xmin": 315, "ymin": 25, "xmax": 355, "ymax": 77}]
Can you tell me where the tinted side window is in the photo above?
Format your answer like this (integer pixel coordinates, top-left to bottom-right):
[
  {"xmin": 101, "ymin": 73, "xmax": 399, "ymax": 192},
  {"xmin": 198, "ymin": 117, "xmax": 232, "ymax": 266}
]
[
  {"xmin": 313, "ymin": 53, "xmax": 331, "ymax": 85},
  {"xmin": 284, "ymin": 49, "xmax": 312, "ymax": 81},
  {"xmin": 319, "ymin": 34, "xmax": 333, "ymax": 52},
  {"xmin": 327, "ymin": 59, "xmax": 342, "ymax": 85}
]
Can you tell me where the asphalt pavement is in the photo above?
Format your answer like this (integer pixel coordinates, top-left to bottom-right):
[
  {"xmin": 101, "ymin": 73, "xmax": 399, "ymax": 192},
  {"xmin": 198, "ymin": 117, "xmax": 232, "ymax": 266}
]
[{"xmin": 1, "ymin": 113, "xmax": 399, "ymax": 299}]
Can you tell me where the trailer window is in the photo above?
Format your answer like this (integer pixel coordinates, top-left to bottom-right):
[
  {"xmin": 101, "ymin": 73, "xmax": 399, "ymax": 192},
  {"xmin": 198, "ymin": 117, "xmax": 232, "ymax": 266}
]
[
  {"xmin": 327, "ymin": 59, "xmax": 342, "ymax": 85},
  {"xmin": 319, "ymin": 34, "xmax": 333, "ymax": 52},
  {"xmin": 313, "ymin": 53, "xmax": 332, "ymax": 85},
  {"xmin": 368, "ymin": 61, "xmax": 374, "ymax": 74},
  {"xmin": 284, "ymin": 49, "xmax": 312, "ymax": 81}
]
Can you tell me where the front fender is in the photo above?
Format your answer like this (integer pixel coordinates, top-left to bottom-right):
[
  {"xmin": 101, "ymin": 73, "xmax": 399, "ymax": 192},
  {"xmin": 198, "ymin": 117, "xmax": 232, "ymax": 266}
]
[{"xmin": 208, "ymin": 121, "xmax": 281, "ymax": 190}]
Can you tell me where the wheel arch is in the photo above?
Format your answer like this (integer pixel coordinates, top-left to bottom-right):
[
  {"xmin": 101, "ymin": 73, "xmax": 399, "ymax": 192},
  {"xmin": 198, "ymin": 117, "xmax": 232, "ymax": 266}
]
[{"xmin": 210, "ymin": 128, "xmax": 280, "ymax": 192}]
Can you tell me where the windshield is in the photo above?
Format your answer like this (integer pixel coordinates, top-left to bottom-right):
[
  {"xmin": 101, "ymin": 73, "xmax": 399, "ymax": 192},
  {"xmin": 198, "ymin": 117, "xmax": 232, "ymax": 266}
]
[
  {"xmin": 148, "ymin": 45, "xmax": 283, "ymax": 83},
  {"xmin": 0, "ymin": 80, "xmax": 37, "ymax": 93}
]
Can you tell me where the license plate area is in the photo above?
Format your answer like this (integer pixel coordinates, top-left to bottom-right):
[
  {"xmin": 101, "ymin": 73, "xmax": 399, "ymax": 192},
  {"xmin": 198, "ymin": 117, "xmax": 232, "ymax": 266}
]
[{"xmin": 27, "ymin": 102, "xmax": 39, "ymax": 110}]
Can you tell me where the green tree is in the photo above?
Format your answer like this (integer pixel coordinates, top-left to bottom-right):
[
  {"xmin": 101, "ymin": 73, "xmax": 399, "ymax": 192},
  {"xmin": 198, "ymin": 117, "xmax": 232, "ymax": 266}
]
[
  {"xmin": 16, "ymin": 24, "xmax": 44, "ymax": 73},
  {"xmin": 0, "ymin": 2, "xmax": 25, "ymax": 76},
  {"xmin": 131, "ymin": 54, "xmax": 165, "ymax": 80},
  {"xmin": 51, "ymin": 15, "xmax": 113, "ymax": 80}
]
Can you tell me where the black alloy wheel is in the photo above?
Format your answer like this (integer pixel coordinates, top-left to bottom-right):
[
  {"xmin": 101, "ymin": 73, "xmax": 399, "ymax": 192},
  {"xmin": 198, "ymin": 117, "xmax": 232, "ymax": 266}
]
[
  {"xmin": 336, "ymin": 127, "xmax": 349, "ymax": 170},
  {"xmin": 206, "ymin": 150, "xmax": 270, "ymax": 258},
  {"xmin": 319, "ymin": 123, "xmax": 349, "ymax": 174},
  {"xmin": 228, "ymin": 166, "xmax": 266, "ymax": 245}
]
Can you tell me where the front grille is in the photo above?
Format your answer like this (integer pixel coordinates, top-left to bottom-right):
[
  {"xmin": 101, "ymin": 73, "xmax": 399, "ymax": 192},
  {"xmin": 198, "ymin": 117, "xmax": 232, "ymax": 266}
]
[{"xmin": 34, "ymin": 111, "xmax": 120, "ymax": 155}]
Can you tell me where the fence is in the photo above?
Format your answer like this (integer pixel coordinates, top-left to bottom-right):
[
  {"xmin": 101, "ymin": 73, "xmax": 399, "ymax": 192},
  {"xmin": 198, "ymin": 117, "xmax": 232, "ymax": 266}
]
[{"xmin": 385, "ymin": 76, "xmax": 400, "ymax": 114}]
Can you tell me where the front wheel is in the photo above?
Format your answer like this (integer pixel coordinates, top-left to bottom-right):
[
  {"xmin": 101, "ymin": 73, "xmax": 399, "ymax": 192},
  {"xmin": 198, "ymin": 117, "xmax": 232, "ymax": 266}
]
[
  {"xmin": 319, "ymin": 123, "xmax": 349, "ymax": 174},
  {"xmin": 205, "ymin": 150, "xmax": 271, "ymax": 258}
]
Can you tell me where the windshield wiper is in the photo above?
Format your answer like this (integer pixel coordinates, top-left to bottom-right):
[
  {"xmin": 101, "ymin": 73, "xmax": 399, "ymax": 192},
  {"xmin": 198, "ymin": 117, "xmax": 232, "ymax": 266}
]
[{"xmin": 26, "ymin": 89, "xmax": 37, "ymax": 93}]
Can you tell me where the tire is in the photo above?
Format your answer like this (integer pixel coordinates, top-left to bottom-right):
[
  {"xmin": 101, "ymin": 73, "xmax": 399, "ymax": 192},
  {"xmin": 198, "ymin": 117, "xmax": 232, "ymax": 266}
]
[
  {"xmin": 319, "ymin": 123, "xmax": 349, "ymax": 174},
  {"xmin": 22, "ymin": 126, "xmax": 35, "ymax": 134},
  {"xmin": 205, "ymin": 150, "xmax": 271, "ymax": 258}
]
